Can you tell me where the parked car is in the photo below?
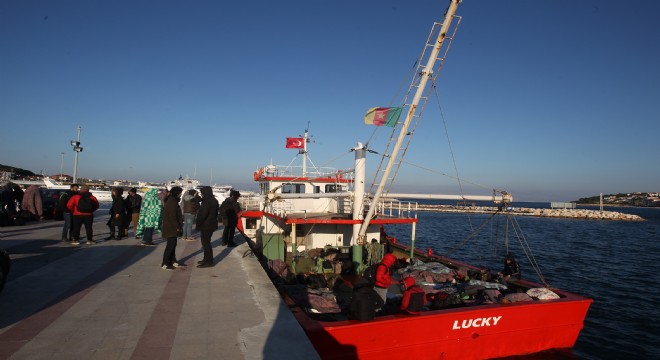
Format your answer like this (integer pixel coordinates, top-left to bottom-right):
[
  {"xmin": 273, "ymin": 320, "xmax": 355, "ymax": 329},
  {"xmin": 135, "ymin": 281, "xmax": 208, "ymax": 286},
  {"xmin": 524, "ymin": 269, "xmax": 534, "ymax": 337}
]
[
  {"xmin": 40, "ymin": 188, "xmax": 69, "ymax": 220},
  {"xmin": 0, "ymin": 248, "xmax": 10, "ymax": 293}
]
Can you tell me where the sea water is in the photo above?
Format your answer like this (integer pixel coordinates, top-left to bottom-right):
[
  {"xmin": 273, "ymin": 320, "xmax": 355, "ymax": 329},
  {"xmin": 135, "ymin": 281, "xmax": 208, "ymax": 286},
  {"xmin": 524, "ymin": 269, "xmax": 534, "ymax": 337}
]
[{"xmin": 385, "ymin": 201, "xmax": 660, "ymax": 359}]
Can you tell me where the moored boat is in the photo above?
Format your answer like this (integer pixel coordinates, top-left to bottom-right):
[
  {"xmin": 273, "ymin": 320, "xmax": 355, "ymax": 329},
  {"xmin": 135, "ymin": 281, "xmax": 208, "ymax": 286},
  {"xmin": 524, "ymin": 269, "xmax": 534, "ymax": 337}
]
[
  {"xmin": 238, "ymin": 1, "xmax": 592, "ymax": 359},
  {"xmin": 43, "ymin": 177, "xmax": 113, "ymax": 202}
]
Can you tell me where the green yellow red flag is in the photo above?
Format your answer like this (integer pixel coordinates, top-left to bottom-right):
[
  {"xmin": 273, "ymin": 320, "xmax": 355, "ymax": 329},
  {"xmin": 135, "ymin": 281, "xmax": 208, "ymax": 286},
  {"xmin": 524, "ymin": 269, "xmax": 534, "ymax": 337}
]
[{"xmin": 364, "ymin": 107, "xmax": 402, "ymax": 127}]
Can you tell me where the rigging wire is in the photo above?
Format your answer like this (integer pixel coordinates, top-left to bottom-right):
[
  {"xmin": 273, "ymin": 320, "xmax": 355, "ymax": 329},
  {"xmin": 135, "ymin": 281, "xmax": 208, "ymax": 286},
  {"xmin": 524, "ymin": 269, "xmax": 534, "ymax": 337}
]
[
  {"xmin": 433, "ymin": 87, "xmax": 466, "ymax": 201},
  {"xmin": 444, "ymin": 211, "xmax": 499, "ymax": 257},
  {"xmin": 432, "ymin": 81, "xmax": 477, "ymax": 233},
  {"xmin": 367, "ymin": 23, "xmax": 446, "ymax": 196},
  {"xmin": 507, "ymin": 215, "xmax": 549, "ymax": 287},
  {"xmin": 390, "ymin": 158, "xmax": 495, "ymax": 192}
]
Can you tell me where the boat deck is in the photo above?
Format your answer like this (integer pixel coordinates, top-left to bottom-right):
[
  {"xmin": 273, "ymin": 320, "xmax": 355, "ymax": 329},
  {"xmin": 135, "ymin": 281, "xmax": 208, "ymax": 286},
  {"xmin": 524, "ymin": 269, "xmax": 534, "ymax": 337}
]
[{"xmin": 0, "ymin": 216, "xmax": 319, "ymax": 360}]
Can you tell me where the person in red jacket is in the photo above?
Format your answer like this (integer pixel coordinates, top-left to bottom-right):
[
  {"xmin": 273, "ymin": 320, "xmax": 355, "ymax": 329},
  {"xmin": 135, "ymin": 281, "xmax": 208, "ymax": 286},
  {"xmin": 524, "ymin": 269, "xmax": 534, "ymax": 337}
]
[
  {"xmin": 66, "ymin": 185, "xmax": 100, "ymax": 246},
  {"xmin": 374, "ymin": 253, "xmax": 396, "ymax": 302},
  {"xmin": 400, "ymin": 276, "xmax": 425, "ymax": 315}
]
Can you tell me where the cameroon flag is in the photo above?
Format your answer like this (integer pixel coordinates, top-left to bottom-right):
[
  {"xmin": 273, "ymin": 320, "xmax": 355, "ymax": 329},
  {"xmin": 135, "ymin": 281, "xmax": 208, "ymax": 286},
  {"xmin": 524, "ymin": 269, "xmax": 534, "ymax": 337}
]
[{"xmin": 364, "ymin": 107, "xmax": 403, "ymax": 127}]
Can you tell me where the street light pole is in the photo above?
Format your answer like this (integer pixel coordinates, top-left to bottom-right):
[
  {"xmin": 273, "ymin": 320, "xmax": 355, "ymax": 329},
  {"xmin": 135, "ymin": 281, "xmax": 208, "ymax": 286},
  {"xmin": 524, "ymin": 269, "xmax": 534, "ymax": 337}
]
[
  {"xmin": 71, "ymin": 126, "xmax": 83, "ymax": 184},
  {"xmin": 60, "ymin": 152, "xmax": 65, "ymax": 178}
]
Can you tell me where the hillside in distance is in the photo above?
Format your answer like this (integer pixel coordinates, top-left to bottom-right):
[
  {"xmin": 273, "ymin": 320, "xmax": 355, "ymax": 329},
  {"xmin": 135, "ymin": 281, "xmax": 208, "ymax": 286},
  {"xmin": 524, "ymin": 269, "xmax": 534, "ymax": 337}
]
[{"xmin": 577, "ymin": 192, "xmax": 660, "ymax": 207}]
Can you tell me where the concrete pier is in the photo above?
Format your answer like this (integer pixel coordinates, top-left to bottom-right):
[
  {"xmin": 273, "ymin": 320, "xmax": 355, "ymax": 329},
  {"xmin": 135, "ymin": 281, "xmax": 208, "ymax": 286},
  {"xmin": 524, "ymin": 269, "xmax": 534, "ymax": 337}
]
[{"xmin": 0, "ymin": 215, "xmax": 320, "ymax": 360}]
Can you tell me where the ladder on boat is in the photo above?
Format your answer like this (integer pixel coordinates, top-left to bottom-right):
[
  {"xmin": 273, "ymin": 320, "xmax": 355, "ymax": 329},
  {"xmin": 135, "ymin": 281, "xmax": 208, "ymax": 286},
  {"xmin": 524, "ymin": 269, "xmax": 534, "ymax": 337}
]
[
  {"xmin": 369, "ymin": 15, "xmax": 463, "ymax": 202},
  {"xmin": 359, "ymin": 0, "xmax": 462, "ymax": 241}
]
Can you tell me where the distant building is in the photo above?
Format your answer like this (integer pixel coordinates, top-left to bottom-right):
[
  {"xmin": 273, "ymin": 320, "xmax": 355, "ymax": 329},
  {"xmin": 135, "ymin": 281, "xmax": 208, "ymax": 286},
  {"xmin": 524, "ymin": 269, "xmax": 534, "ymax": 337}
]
[
  {"xmin": 551, "ymin": 202, "xmax": 576, "ymax": 209},
  {"xmin": 51, "ymin": 174, "xmax": 72, "ymax": 182}
]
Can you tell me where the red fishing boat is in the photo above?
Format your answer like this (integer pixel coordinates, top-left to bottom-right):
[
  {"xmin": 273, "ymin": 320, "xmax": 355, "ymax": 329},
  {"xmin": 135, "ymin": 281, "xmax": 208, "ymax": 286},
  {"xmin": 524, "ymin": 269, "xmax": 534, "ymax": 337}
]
[{"xmin": 239, "ymin": 1, "xmax": 592, "ymax": 358}]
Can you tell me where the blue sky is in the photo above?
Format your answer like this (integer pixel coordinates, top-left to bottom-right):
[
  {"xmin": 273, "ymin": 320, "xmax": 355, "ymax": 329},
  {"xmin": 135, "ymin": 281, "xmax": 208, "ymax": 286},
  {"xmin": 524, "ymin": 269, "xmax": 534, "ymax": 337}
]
[{"xmin": 1, "ymin": 0, "xmax": 659, "ymax": 202}]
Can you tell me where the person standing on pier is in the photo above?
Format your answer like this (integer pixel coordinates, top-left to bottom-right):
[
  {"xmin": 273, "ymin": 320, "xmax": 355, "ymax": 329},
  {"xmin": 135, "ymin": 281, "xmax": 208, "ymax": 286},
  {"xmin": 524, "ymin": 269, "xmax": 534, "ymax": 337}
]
[
  {"xmin": 21, "ymin": 185, "xmax": 43, "ymax": 221},
  {"xmin": 181, "ymin": 189, "xmax": 201, "ymax": 241},
  {"xmin": 161, "ymin": 186, "xmax": 185, "ymax": 270},
  {"xmin": 106, "ymin": 187, "xmax": 127, "ymax": 240},
  {"xmin": 195, "ymin": 186, "xmax": 219, "ymax": 268},
  {"xmin": 66, "ymin": 185, "xmax": 100, "ymax": 245},
  {"xmin": 126, "ymin": 188, "xmax": 142, "ymax": 238},
  {"xmin": 219, "ymin": 190, "xmax": 241, "ymax": 247},
  {"xmin": 58, "ymin": 183, "xmax": 79, "ymax": 241},
  {"xmin": 136, "ymin": 188, "xmax": 162, "ymax": 246}
]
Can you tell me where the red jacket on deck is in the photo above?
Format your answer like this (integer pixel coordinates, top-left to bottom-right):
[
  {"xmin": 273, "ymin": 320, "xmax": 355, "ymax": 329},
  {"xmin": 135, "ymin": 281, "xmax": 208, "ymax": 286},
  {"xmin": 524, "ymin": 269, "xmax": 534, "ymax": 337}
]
[
  {"xmin": 400, "ymin": 276, "xmax": 425, "ymax": 315},
  {"xmin": 374, "ymin": 253, "xmax": 396, "ymax": 289},
  {"xmin": 66, "ymin": 192, "xmax": 100, "ymax": 215}
]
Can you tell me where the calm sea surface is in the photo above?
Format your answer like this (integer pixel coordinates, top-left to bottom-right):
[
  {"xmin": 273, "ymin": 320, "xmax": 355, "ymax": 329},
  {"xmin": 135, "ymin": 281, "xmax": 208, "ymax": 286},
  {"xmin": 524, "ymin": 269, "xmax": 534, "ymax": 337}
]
[{"xmin": 386, "ymin": 201, "xmax": 660, "ymax": 359}]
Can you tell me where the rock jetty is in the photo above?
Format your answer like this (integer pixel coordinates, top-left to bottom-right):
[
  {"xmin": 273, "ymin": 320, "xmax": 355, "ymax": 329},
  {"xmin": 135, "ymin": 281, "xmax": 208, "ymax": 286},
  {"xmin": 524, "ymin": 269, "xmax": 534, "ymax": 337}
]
[{"xmin": 415, "ymin": 204, "xmax": 644, "ymax": 221}]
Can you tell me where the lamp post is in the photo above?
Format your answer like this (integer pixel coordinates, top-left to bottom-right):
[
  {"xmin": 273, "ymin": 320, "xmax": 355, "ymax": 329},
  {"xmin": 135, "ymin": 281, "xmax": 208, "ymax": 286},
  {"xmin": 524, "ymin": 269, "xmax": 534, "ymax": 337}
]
[
  {"xmin": 60, "ymin": 152, "xmax": 65, "ymax": 178},
  {"xmin": 71, "ymin": 126, "xmax": 83, "ymax": 183}
]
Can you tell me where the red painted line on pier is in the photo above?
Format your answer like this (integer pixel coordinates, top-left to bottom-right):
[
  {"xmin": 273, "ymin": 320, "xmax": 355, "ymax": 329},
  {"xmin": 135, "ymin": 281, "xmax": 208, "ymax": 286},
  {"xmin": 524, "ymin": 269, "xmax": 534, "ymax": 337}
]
[
  {"xmin": 130, "ymin": 240, "xmax": 197, "ymax": 360},
  {"xmin": 0, "ymin": 245, "xmax": 142, "ymax": 359}
]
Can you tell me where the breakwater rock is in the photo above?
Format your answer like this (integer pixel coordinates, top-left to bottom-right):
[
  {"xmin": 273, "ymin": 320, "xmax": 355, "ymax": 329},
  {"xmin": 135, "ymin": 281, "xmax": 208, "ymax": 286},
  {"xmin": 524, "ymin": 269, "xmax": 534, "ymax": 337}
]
[{"xmin": 415, "ymin": 204, "xmax": 644, "ymax": 221}]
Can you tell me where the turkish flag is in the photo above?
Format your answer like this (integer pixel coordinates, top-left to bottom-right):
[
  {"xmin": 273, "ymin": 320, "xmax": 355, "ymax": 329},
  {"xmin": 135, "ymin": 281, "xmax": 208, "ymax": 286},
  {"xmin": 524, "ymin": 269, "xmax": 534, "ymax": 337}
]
[{"xmin": 285, "ymin": 137, "xmax": 305, "ymax": 149}]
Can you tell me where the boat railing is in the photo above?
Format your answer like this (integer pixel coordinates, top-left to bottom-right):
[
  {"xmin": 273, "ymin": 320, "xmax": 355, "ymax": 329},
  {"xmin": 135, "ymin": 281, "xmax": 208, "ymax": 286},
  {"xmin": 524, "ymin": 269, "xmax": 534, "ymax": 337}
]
[
  {"xmin": 374, "ymin": 199, "xmax": 418, "ymax": 219},
  {"xmin": 240, "ymin": 195, "xmax": 264, "ymax": 211},
  {"xmin": 268, "ymin": 201, "xmax": 294, "ymax": 217},
  {"xmin": 263, "ymin": 165, "xmax": 351, "ymax": 180}
]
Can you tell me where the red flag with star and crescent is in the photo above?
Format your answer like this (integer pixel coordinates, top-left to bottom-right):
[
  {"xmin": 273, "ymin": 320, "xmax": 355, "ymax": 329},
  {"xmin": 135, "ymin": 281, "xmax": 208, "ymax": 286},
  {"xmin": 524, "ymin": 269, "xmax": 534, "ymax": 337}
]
[{"xmin": 285, "ymin": 137, "xmax": 305, "ymax": 149}]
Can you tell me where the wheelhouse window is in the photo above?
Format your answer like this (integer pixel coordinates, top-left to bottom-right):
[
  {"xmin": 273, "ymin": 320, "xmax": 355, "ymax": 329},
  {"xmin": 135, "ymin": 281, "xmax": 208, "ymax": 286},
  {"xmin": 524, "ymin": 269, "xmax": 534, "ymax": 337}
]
[
  {"xmin": 282, "ymin": 183, "xmax": 305, "ymax": 194},
  {"xmin": 325, "ymin": 184, "xmax": 340, "ymax": 193}
]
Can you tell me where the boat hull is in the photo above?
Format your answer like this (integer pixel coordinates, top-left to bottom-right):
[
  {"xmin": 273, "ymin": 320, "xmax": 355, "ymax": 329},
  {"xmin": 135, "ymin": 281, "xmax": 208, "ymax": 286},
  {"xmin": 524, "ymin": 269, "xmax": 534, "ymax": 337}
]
[
  {"xmin": 273, "ymin": 241, "xmax": 592, "ymax": 360},
  {"xmin": 292, "ymin": 294, "xmax": 590, "ymax": 360}
]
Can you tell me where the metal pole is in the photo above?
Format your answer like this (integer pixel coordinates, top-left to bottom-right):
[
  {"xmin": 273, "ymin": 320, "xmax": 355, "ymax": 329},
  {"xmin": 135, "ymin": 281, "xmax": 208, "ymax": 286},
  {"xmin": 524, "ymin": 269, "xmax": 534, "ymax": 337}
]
[
  {"xmin": 302, "ymin": 130, "xmax": 307, "ymax": 177},
  {"xmin": 60, "ymin": 152, "xmax": 64, "ymax": 177},
  {"xmin": 73, "ymin": 126, "xmax": 81, "ymax": 183}
]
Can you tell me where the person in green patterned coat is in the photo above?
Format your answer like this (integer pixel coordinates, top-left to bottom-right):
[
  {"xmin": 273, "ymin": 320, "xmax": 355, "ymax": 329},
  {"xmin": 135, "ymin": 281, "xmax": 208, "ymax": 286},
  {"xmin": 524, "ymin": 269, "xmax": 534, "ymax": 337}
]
[{"xmin": 136, "ymin": 188, "xmax": 163, "ymax": 246}]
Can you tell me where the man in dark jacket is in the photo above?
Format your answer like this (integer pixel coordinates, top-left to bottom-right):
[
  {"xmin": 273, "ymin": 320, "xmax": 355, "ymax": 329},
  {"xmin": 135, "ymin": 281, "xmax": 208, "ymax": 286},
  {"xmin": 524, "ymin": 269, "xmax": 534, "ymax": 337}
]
[
  {"xmin": 349, "ymin": 278, "xmax": 384, "ymax": 321},
  {"xmin": 500, "ymin": 253, "xmax": 521, "ymax": 282},
  {"xmin": 58, "ymin": 183, "xmax": 79, "ymax": 241},
  {"xmin": 161, "ymin": 186, "xmax": 184, "ymax": 270},
  {"xmin": 195, "ymin": 186, "xmax": 219, "ymax": 268},
  {"xmin": 106, "ymin": 187, "xmax": 127, "ymax": 240},
  {"xmin": 126, "ymin": 188, "xmax": 142, "ymax": 238},
  {"xmin": 219, "ymin": 190, "xmax": 241, "ymax": 247}
]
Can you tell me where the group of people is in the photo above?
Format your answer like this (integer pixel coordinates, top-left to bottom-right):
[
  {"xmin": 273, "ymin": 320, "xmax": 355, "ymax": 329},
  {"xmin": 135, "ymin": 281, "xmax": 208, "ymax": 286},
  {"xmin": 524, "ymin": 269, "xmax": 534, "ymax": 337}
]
[
  {"xmin": 0, "ymin": 183, "xmax": 43, "ymax": 224},
  {"xmin": 105, "ymin": 187, "xmax": 142, "ymax": 241},
  {"xmin": 155, "ymin": 187, "xmax": 242, "ymax": 269},
  {"xmin": 349, "ymin": 253, "xmax": 425, "ymax": 320},
  {"xmin": 349, "ymin": 252, "xmax": 522, "ymax": 321},
  {"xmin": 56, "ymin": 184, "xmax": 244, "ymax": 270}
]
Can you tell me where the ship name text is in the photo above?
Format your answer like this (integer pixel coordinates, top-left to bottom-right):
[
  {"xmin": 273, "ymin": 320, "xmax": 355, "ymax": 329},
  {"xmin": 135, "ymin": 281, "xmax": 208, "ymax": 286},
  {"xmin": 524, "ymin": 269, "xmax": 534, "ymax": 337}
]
[{"xmin": 452, "ymin": 316, "xmax": 502, "ymax": 330}]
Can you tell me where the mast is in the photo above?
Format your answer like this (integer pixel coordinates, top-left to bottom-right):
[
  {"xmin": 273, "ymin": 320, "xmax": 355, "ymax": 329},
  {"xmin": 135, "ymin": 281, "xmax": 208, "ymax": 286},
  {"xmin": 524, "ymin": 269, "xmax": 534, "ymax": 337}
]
[
  {"xmin": 302, "ymin": 129, "xmax": 308, "ymax": 177},
  {"xmin": 357, "ymin": 0, "xmax": 461, "ymax": 243},
  {"xmin": 352, "ymin": 143, "xmax": 367, "ymax": 243}
]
